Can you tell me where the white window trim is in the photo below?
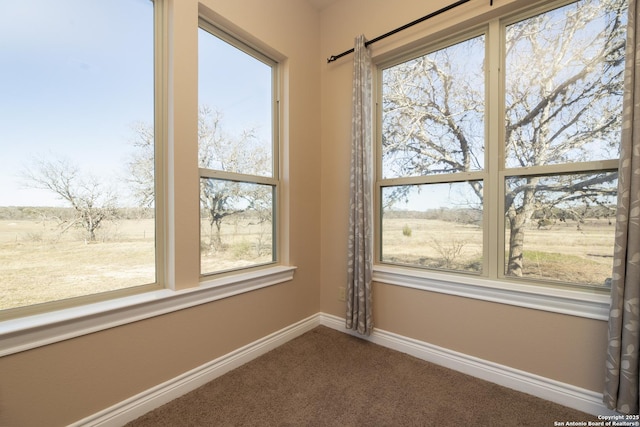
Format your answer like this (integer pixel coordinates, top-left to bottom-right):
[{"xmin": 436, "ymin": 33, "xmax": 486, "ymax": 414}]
[
  {"xmin": 0, "ymin": 265, "xmax": 296, "ymax": 357},
  {"xmin": 0, "ymin": 2, "xmax": 297, "ymax": 357},
  {"xmin": 373, "ymin": 0, "xmax": 621, "ymax": 317},
  {"xmin": 373, "ymin": 264, "xmax": 610, "ymax": 320},
  {"xmin": 198, "ymin": 17, "xmax": 282, "ymax": 277}
]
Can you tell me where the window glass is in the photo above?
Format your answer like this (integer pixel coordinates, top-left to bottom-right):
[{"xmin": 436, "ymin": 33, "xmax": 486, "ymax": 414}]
[
  {"xmin": 378, "ymin": 0, "xmax": 626, "ymax": 291},
  {"xmin": 502, "ymin": 0, "xmax": 625, "ymax": 288},
  {"xmin": 200, "ymin": 179, "xmax": 274, "ymax": 272},
  {"xmin": 504, "ymin": 0, "xmax": 626, "ymax": 168},
  {"xmin": 0, "ymin": 0, "xmax": 157, "ymax": 312},
  {"xmin": 198, "ymin": 23, "xmax": 277, "ymax": 275},
  {"xmin": 198, "ymin": 27, "xmax": 273, "ymax": 177},
  {"xmin": 381, "ymin": 183, "xmax": 483, "ymax": 273},
  {"xmin": 382, "ymin": 35, "xmax": 485, "ymax": 179},
  {"xmin": 380, "ymin": 34, "xmax": 485, "ymax": 275},
  {"xmin": 505, "ymin": 172, "xmax": 617, "ymax": 286}
]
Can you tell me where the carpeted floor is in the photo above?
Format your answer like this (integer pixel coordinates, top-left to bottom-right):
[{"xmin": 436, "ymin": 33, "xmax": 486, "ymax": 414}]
[{"xmin": 127, "ymin": 326, "xmax": 599, "ymax": 426}]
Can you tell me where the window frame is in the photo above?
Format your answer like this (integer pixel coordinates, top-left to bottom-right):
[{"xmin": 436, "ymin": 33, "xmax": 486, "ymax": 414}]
[
  {"xmin": 374, "ymin": 0, "xmax": 621, "ymax": 318},
  {"xmin": 496, "ymin": 2, "xmax": 621, "ymax": 286},
  {"xmin": 0, "ymin": 1, "xmax": 295, "ymax": 356},
  {"xmin": 197, "ymin": 18, "xmax": 281, "ymax": 278},
  {"xmin": 376, "ymin": 28, "xmax": 489, "ymax": 277},
  {"xmin": 0, "ymin": 0, "xmax": 164, "ymax": 322}
]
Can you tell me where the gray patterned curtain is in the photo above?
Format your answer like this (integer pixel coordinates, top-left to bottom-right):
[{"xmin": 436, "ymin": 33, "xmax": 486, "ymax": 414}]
[
  {"xmin": 346, "ymin": 35, "xmax": 373, "ymax": 336},
  {"xmin": 604, "ymin": 0, "xmax": 640, "ymax": 415}
]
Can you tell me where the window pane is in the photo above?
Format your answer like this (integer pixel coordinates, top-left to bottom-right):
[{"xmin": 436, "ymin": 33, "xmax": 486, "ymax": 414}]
[
  {"xmin": 504, "ymin": 0, "xmax": 627, "ymax": 168},
  {"xmin": 381, "ymin": 183, "xmax": 483, "ymax": 273},
  {"xmin": 0, "ymin": 0, "xmax": 156, "ymax": 311},
  {"xmin": 200, "ymin": 178, "xmax": 274, "ymax": 275},
  {"xmin": 198, "ymin": 27, "xmax": 273, "ymax": 177},
  {"xmin": 381, "ymin": 35, "xmax": 485, "ymax": 179},
  {"xmin": 504, "ymin": 172, "xmax": 617, "ymax": 287}
]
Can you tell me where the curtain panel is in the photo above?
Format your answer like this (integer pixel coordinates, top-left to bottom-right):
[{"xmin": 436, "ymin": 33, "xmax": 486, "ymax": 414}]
[{"xmin": 346, "ymin": 35, "xmax": 373, "ymax": 336}]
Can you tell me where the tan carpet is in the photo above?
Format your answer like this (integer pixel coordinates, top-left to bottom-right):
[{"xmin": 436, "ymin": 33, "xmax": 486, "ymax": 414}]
[{"xmin": 127, "ymin": 326, "xmax": 599, "ymax": 426}]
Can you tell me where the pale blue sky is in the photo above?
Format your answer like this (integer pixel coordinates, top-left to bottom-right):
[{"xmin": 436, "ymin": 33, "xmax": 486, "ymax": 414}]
[
  {"xmin": 0, "ymin": 0, "xmax": 154, "ymax": 206},
  {"xmin": 0, "ymin": 0, "xmax": 272, "ymax": 207},
  {"xmin": 198, "ymin": 26, "xmax": 272, "ymax": 143}
]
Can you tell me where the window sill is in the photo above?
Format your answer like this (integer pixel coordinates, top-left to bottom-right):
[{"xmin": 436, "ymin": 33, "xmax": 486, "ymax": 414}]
[
  {"xmin": 373, "ymin": 265, "xmax": 610, "ymax": 321},
  {"xmin": 0, "ymin": 265, "xmax": 296, "ymax": 357}
]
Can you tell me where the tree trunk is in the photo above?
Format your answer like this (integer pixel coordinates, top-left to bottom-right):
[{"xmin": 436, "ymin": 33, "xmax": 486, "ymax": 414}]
[
  {"xmin": 506, "ymin": 209, "xmax": 526, "ymax": 276},
  {"xmin": 506, "ymin": 179, "xmax": 538, "ymax": 277},
  {"xmin": 86, "ymin": 216, "xmax": 97, "ymax": 242},
  {"xmin": 215, "ymin": 220, "xmax": 222, "ymax": 249},
  {"xmin": 208, "ymin": 215, "xmax": 223, "ymax": 250}
]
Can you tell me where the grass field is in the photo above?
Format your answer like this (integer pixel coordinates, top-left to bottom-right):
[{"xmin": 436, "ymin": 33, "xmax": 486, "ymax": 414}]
[
  {"xmin": 0, "ymin": 215, "xmax": 272, "ymax": 311},
  {"xmin": 2, "ymin": 213, "xmax": 613, "ymax": 311},
  {"xmin": 199, "ymin": 217, "xmax": 273, "ymax": 274},
  {"xmin": 0, "ymin": 218, "xmax": 156, "ymax": 310},
  {"xmin": 382, "ymin": 216, "xmax": 615, "ymax": 287}
]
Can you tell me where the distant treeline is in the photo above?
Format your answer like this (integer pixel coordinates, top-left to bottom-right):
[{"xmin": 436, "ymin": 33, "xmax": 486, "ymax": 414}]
[
  {"xmin": 0, "ymin": 206, "xmax": 155, "ymax": 221},
  {"xmin": 384, "ymin": 208, "xmax": 482, "ymax": 225},
  {"xmin": 385, "ymin": 204, "xmax": 615, "ymax": 225}
]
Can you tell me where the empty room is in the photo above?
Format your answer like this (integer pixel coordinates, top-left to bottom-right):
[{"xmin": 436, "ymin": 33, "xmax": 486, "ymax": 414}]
[{"xmin": 1, "ymin": 0, "xmax": 638, "ymax": 425}]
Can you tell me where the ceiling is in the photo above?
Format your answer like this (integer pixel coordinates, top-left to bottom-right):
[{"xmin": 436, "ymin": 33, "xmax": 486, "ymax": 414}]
[{"xmin": 307, "ymin": 0, "xmax": 341, "ymax": 11}]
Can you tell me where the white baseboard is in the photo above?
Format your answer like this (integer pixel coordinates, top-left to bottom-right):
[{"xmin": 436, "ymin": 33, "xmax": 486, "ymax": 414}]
[
  {"xmin": 71, "ymin": 314, "xmax": 321, "ymax": 427},
  {"xmin": 319, "ymin": 313, "xmax": 617, "ymax": 417},
  {"xmin": 72, "ymin": 312, "xmax": 617, "ymax": 426}
]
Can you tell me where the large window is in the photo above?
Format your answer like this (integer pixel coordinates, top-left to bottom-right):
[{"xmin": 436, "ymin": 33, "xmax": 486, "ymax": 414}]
[
  {"xmin": 0, "ymin": 0, "xmax": 160, "ymax": 317},
  {"xmin": 198, "ymin": 20, "xmax": 279, "ymax": 276},
  {"xmin": 378, "ymin": 0, "xmax": 626, "ymax": 291},
  {"xmin": 380, "ymin": 33, "xmax": 486, "ymax": 274}
]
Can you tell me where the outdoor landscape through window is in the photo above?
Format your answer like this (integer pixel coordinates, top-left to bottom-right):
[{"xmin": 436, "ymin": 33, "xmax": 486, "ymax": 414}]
[
  {"xmin": 0, "ymin": 0, "xmax": 157, "ymax": 312},
  {"xmin": 198, "ymin": 22, "xmax": 278, "ymax": 276},
  {"xmin": 379, "ymin": 0, "xmax": 625, "ymax": 290}
]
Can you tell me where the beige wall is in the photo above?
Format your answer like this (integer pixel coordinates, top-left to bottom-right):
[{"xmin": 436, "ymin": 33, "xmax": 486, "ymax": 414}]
[
  {"xmin": 0, "ymin": 0, "xmax": 321, "ymax": 426},
  {"xmin": 319, "ymin": 0, "xmax": 608, "ymax": 393}
]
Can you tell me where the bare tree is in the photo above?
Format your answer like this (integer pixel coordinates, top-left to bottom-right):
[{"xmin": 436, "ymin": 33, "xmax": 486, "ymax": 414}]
[
  {"xmin": 22, "ymin": 156, "xmax": 118, "ymax": 242},
  {"xmin": 126, "ymin": 121, "xmax": 155, "ymax": 209},
  {"xmin": 126, "ymin": 106, "xmax": 272, "ymax": 250},
  {"xmin": 198, "ymin": 106, "xmax": 271, "ymax": 250},
  {"xmin": 502, "ymin": 0, "xmax": 624, "ymax": 276},
  {"xmin": 382, "ymin": 0, "xmax": 625, "ymax": 277}
]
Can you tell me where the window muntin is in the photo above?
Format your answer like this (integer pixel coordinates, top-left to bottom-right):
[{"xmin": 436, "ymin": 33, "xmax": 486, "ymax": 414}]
[
  {"xmin": 0, "ymin": 0, "xmax": 159, "ymax": 314},
  {"xmin": 198, "ymin": 21, "xmax": 278, "ymax": 276},
  {"xmin": 378, "ymin": 0, "xmax": 626, "ymax": 291}
]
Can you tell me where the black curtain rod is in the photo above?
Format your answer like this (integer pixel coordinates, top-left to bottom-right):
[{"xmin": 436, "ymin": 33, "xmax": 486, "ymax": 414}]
[{"xmin": 327, "ymin": 0, "xmax": 483, "ymax": 63}]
